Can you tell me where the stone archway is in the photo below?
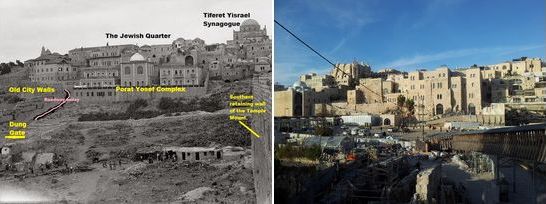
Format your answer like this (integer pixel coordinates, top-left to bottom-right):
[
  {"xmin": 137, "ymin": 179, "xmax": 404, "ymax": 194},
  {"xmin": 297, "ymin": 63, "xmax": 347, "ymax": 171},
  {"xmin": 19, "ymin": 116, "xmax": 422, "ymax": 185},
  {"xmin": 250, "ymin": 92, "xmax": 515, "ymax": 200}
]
[
  {"xmin": 436, "ymin": 104, "xmax": 444, "ymax": 115},
  {"xmin": 384, "ymin": 118, "xmax": 391, "ymax": 126},
  {"xmin": 468, "ymin": 103, "xmax": 476, "ymax": 115}
]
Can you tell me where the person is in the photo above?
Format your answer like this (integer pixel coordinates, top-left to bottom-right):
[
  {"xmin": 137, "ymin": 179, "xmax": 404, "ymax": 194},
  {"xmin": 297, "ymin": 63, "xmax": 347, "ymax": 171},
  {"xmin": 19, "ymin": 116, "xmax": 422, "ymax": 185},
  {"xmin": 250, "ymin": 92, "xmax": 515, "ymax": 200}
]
[
  {"xmin": 148, "ymin": 157, "xmax": 153, "ymax": 164},
  {"xmin": 118, "ymin": 159, "xmax": 122, "ymax": 167},
  {"xmin": 39, "ymin": 164, "xmax": 44, "ymax": 173},
  {"xmin": 102, "ymin": 161, "xmax": 107, "ymax": 168}
]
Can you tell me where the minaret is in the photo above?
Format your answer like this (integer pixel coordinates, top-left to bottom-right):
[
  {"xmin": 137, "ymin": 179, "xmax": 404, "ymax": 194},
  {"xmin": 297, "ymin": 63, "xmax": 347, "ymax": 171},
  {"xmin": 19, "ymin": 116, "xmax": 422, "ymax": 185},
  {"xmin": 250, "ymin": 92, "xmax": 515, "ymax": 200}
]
[{"xmin": 40, "ymin": 46, "xmax": 46, "ymax": 56}]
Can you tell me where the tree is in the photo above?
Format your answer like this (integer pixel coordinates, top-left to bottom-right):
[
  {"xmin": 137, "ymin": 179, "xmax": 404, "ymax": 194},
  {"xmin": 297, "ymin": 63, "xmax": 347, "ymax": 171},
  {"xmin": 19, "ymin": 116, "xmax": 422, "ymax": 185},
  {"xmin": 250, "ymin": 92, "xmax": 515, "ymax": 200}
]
[
  {"xmin": 405, "ymin": 99, "xmax": 415, "ymax": 114},
  {"xmin": 397, "ymin": 95, "xmax": 406, "ymax": 109},
  {"xmin": 16, "ymin": 60, "xmax": 24, "ymax": 67},
  {"xmin": 0, "ymin": 63, "xmax": 11, "ymax": 75}
]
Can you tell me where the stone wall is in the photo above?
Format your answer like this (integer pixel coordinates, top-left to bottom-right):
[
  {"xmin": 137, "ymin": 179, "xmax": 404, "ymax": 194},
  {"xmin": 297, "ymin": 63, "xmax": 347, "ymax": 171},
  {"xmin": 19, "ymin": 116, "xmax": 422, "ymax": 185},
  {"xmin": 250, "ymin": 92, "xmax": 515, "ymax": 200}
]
[
  {"xmin": 315, "ymin": 102, "xmax": 396, "ymax": 116},
  {"xmin": 251, "ymin": 73, "xmax": 272, "ymax": 204},
  {"xmin": 415, "ymin": 165, "xmax": 441, "ymax": 203},
  {"xmin": 72, "ymin": 86, "xmax": 207, "ymax": 103}
]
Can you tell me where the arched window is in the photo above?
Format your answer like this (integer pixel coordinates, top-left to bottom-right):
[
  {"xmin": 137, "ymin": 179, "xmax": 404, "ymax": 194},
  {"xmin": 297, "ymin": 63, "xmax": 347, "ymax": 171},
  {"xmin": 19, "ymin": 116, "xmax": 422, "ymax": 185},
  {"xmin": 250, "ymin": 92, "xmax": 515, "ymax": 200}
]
[
  {"xmin": 137, "ymin": 66, "xmax": 144, "ymax": 74},
  {"xmin": 124, "ymin": 66, "xmax": 131, "ymax": 75},
  {"xmin": 185, "ymin": 56, "xmax": 194, "ymax": 66}
]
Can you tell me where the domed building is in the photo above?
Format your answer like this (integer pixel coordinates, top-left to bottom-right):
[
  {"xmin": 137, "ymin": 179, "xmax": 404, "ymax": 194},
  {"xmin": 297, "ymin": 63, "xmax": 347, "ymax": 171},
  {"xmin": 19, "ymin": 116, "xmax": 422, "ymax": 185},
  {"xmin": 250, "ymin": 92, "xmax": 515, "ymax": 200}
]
[
  {"xmin": 292, "ymin": 81, "xmax": 311, "ymax": 92},
  {"xmin": 120, "ymin": 53, "xmax": 158, "ymax": 87},
  {"xmin": 231, "ymin": 18, "xmax": 269, "ymax": 45},
  {"xmin": 240, "ymin": 19, "xmax": 261, "ymax": 32},
  {"xmin": 129, "ymin": 53, "xmax": 146, "ymax": 61}
]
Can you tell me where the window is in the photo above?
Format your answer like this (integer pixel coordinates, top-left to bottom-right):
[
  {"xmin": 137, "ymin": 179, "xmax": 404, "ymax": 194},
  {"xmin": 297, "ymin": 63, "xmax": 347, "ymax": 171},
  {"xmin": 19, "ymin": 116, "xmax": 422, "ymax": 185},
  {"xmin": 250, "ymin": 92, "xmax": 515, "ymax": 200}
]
[
  {"xmin": 124, "ymin": 66, "xmax": 131, "ymax": 75},
  {"xmin": 137, "ymin": 66, "xmax": 144, "ymax": 74}
]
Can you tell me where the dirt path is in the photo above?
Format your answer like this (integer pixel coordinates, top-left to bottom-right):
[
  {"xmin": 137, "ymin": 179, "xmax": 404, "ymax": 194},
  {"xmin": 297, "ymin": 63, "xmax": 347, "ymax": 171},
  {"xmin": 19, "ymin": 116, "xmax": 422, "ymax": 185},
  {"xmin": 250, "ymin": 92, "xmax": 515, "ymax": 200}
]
[
  {"xmin": 62, "ymin": 167, "xmax": 112, "ymax": 201},
  {"xmin": 0, "ymin": 180, "xmax": 54, "ymax": 203}
]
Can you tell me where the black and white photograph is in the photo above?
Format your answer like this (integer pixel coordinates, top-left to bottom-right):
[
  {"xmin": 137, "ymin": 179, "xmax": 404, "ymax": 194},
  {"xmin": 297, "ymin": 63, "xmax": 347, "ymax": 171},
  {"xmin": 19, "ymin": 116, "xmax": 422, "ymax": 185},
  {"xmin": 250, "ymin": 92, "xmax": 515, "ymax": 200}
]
[{"xmin": 0, "ymin": 0, "xmax": 272, "ymax": 203}]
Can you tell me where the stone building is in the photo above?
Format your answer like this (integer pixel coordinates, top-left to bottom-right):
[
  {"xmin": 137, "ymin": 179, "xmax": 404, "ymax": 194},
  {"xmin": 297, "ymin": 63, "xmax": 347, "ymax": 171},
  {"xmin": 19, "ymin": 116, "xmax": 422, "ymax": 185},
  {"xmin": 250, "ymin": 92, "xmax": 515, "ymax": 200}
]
[
  {"xmin": 299, "ymin": 73, "xmax": 335, "ymax": 91},
  {"xmin": 27, "ymin": 49, "xmax": 77, "ymax": 84},
  {"xmin": 487, "ymin": 57, "xmax": 543, "ymax": 76},
  {"xmin": 68, "ymin": 44, "xmax": 138, "ymax": 67},
  {"xmin": 273, "ymin": 80, "xmax": 337, "ymax": 117},
  {"xmin": 120, "ymin": 53, "xmax": 158, "ymax": 87},
  {"xmin": 274, "ymin": 85, "xmax": 313, "ymax": 117},
  {"xmin": 24, "ymin": 19, "xmax": 270, "ymax": 103},
  {"xmin": 346, "ymin": 66, "xmax": 486, "ymax": 117},
  {"xmin": 330, "ymin": 61, "xmax": 371, "ymax": 87}
]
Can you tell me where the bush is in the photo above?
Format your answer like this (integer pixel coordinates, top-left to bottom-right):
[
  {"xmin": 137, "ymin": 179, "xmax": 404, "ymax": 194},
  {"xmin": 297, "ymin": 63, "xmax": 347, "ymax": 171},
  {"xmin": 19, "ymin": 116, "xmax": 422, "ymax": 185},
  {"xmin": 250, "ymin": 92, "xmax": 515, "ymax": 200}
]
[
  {"xmin": 315, "ymin": 126, "xmax": 333, "ymax": 136},
  {"xmin": 199, "ymin": 96, "xmax": 223, "ymax": 112},
  {"xmin": 158, "ymin": 97, "xmax": 175, "ymax": 110},
  {"xmin": 276, "ymin": 144, "xmax": 321, "ymax": 160},
  {"xmin": 78, "ymin": 110, "xmax": 162, "ymax": 121},
  {"xmin": 4, "ymin": 95, "xmax": 24, "ymax": 104},
  {"xmin": 157, "ymin": 96, "xmax": 223, "ymax": 113},
  {"xmin": 126, "ymin": 99, "xmax": 148, "ymax": 113}
]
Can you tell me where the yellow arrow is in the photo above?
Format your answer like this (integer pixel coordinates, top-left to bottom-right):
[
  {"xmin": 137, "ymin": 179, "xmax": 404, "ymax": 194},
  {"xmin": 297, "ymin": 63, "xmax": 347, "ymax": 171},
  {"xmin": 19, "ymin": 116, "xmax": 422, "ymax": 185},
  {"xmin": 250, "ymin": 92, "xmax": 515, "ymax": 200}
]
[{"xmin": 238, "ymin": 121, "xmax": 260, "ymax": 138}]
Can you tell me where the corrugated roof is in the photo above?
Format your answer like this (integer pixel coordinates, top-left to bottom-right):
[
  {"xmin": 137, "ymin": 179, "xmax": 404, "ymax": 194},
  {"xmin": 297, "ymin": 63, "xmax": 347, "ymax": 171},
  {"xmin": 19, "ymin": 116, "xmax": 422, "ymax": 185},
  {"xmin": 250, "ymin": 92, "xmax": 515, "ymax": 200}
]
[
  {"xmin": 302, "ymin": 136, "xmax": 349, "ymax": 149},
  {"xmin": 163, "ymin": 146, "xmax": 217, "ymax": 152},
  {"xmin": 431, "ymin": 123, "xmax": 546, "ymax": 139}
]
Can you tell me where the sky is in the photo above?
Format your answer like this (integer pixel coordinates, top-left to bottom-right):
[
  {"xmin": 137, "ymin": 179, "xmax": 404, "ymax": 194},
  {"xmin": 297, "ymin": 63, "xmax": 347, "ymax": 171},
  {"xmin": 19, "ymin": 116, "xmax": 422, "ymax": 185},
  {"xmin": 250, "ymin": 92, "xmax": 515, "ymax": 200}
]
[
  {"xmin": 274, "ymin": 0, "xmax": 546, "ymax": 85},
  {"xmin": 0, "ymin": 0, "xmax": 272, "ymax": 62}
]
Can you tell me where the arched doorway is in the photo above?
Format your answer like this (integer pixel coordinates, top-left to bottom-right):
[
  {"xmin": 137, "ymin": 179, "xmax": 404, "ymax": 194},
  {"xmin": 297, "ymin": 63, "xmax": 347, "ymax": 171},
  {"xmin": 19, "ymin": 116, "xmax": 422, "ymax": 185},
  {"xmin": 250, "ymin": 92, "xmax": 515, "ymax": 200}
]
[
  {"xmin": 185, "ymin": 56, "xmax": 194, "ymax": 66},
  {"xmin": 436, "ymin": 104, "xmax": 444, "ymax": 115},
  {"xmin": 468, "ymin": 103, "xmax": 476, "ymax": 115},
  {"xmin": 384, "ymin": 118, "xmax": 391, "ymax": 126}
]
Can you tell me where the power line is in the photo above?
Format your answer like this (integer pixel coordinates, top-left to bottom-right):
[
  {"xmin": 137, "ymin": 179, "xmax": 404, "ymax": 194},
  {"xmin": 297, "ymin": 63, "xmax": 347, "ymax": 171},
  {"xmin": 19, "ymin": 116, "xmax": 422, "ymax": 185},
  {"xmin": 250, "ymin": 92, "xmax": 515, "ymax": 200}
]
[
  {"xmin": 275, "ymin": 20, "xmax": 401, "ymax": 106},
  {"xmin": 274, "ymin": 20, "xmax": 349, "ymax": 77}
]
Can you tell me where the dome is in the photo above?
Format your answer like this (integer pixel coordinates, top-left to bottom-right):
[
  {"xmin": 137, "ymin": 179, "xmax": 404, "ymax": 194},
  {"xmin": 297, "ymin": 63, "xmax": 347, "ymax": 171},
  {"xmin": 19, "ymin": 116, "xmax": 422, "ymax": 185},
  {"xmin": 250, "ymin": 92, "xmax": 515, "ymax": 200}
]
[
  {"xmin": 292, "ymin": 81, "xmax": 307, "ymax": 88},
  {"xmin": 130, "ymin": 53, "xmax": 145, "ymax": 61},
  {"xmin": 241, "ymin": 19, "xmax": 260, "ymax": 27}
]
